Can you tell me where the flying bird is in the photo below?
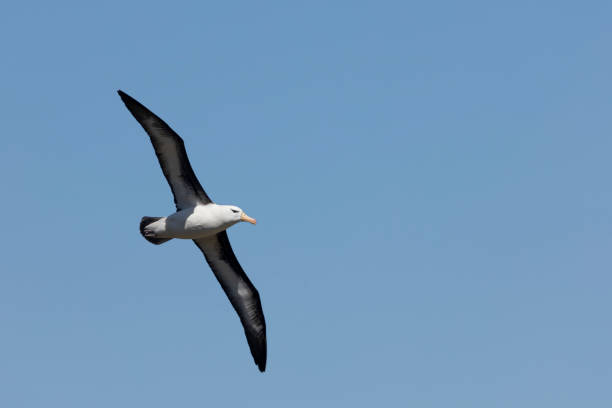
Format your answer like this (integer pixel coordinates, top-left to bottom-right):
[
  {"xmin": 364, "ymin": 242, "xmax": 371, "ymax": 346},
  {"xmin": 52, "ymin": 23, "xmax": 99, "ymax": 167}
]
[{"xmin": 117, "ymin": 90, "xmax": 266, "ymax": 372}]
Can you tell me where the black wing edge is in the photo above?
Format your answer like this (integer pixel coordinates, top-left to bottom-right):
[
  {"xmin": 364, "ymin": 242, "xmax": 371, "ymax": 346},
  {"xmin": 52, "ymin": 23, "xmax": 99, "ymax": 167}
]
[
  {"xmin": 116, "ymin": 90, "xmax": 212, "ymax": 207},
  {"xmin": 194, "ymin": 232, "xmax": 267, "ymax": 372}
]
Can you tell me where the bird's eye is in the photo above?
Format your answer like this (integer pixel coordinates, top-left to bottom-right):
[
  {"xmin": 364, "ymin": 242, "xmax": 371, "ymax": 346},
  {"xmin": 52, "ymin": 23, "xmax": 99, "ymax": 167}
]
[{"xmin": 231, "ymin": 209, "xmax": 239, "ymax": 213}]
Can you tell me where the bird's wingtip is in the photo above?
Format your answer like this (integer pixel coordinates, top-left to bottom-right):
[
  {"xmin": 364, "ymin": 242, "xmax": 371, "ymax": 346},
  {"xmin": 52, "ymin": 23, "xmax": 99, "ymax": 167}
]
[
  {"xmin": 117, "ymin": 89, "xmax": 129, "ymax": 100},
  {"xmin": 256, "ymin": 348, "xmax": 266, "ymax": 372},
  {"xmin": 117, "ymin": 90, "xmax": 140, "ymax": 109}
]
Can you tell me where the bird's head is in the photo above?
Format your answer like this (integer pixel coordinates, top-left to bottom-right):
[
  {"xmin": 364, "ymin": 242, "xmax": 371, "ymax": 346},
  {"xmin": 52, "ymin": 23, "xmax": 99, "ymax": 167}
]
[{"xmin": 224, "ymin": 205, "xmax": 257, "ymax": 225}]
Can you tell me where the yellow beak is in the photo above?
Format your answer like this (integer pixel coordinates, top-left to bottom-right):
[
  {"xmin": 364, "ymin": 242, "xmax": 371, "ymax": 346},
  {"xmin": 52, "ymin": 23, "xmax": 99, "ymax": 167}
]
[{"xmin": 241, "ymin": 213, "xmax": 257, "ymax": 225}]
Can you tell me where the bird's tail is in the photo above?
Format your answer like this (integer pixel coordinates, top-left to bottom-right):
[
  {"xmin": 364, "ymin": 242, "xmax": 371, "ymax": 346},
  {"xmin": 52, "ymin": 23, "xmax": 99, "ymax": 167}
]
[{"xmin": 140, "ymin": 216, "xmax": 173, "ymax": 245}]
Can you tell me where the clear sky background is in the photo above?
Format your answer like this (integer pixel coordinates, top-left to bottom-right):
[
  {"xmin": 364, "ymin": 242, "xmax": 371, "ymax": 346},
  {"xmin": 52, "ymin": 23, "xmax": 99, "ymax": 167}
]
[{"xmin": 1, "ymin": 1, "xmax": 611, "ymax": 407}]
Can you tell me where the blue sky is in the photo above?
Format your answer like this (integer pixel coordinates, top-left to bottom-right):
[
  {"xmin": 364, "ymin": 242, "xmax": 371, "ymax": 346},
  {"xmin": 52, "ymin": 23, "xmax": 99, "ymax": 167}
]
[{"xmin": 1, "ymin": 1, "xmax": 611, "ymax": 406}]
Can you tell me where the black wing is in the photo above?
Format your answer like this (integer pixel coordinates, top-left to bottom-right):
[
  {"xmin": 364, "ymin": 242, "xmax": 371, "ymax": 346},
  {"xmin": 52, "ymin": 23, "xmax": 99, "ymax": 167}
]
[
  {"xmin": 118, "ymin": 90, "xmax": 212, "ymax": 210},
  {"xmin": 193, "ymin": 232, "xmax": 267, "ymax": 372}
]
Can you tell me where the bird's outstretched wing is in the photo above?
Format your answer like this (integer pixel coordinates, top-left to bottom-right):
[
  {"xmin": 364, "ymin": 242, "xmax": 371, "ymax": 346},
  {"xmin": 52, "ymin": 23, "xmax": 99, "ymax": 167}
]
[
  {"xmin": 194, "ymin": 232, "xmax": 267, "ymax": 372},
  {"xmin": 118, "ymin": 90, "xmax": 212, "ymax": 209}
]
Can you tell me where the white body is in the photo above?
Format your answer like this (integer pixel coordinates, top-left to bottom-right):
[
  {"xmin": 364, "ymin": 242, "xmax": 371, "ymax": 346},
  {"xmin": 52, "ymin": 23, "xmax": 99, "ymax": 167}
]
[{"xmin": 147, "ymin": 204, "xmax": 240, "ymax": 239}]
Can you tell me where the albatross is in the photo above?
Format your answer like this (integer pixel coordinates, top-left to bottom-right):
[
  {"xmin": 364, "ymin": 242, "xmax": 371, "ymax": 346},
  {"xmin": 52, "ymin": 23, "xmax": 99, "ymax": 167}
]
[{"xmin": 117, "ymin": 90, "xmax": 267, "ymax": 372}]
